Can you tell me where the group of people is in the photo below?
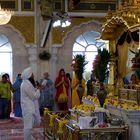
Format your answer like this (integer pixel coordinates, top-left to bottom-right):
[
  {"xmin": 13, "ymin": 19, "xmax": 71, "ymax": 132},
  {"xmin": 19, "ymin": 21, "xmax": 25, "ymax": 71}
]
[{"xmin": 0, "ymin": 67, "xmax": 73, "ymax": 140}]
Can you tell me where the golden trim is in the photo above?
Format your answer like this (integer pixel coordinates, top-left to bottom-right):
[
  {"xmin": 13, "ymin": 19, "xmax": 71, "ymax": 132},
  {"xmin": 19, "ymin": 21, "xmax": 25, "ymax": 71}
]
[
  {"xmin": 79, "ymin": 1, "xmax": 116, "ymax": 4},
  {"xmin": 0, "ymin": 0, "xmax": 18, "ymax": 11},
  {"xmin": 21, "ymin": 0, "xmax": 34, "ymax": 11}
]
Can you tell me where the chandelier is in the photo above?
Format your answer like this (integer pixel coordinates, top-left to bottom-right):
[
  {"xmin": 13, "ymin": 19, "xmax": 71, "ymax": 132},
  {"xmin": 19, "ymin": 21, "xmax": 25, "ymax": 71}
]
[
  {"xmin": 53, "ymin": 11, "xmax": 71, "ymax": 28},
  {"xmin": 0, "ymin": 5, "xmax": 13, "ymax": 25},
  {"xmin": 53, "ymin": 0, "xmax": 71, "ymax": 28}
]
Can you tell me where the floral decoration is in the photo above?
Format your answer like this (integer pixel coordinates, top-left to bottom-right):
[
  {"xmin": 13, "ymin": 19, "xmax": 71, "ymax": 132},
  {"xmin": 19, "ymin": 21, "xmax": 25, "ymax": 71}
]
[
  {"xmin": 57, "ymin": 118, "xmax": 69, "ymax": 134},
  {"xmin": 49, "ymin": 114, "xmax": 58, "ymax": 127}
]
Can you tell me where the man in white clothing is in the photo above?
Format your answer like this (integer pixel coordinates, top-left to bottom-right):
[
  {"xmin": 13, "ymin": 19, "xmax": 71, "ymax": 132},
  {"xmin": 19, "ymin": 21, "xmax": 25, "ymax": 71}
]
[{"xmin": 21, "ymin": 67, "xmax": 41, "ymax": 140}]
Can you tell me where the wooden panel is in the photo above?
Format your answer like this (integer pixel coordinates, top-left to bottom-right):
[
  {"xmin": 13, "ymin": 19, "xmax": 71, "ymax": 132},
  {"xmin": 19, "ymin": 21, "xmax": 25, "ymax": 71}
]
[
  {"xmin": 21, "ymin": 0, "xmax": 34, "ymax": 11},
  {"xmin": 0, "ymin": 0, "xmax": 18, "ymax": 11}
]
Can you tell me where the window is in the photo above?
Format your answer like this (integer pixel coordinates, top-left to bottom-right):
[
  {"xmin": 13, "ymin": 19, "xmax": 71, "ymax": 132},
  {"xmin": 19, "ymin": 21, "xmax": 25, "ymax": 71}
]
[
  {"xmin": 0, "ymin": 34, "xmax": 12, "ymax": 81},
  {"xmin": 73, "ymin": 31, "xmax": 109, "ymax": 79}
]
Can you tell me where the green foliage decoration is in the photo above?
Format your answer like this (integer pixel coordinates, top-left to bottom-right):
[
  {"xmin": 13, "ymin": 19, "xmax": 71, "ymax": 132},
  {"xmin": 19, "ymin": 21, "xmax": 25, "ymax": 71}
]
[
  {"xmin": 74, "ymin": 54, "xmax": 88, "ymax": 81},
  {"xmin": 93, "ymin": 48, "xmax": 111, "ymax": 83}
]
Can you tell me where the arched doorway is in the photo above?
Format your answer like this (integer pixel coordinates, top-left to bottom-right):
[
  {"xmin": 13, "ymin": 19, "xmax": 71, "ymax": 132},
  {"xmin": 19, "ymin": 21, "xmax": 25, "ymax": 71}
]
[
  {"xmin": 0, "ymin": 34, "xmax": 12, "ymax": 81},
  {"xmin": 0, "ymin": 25, "xmax": 29, "ymax": 81},
  {"xmin": 72, "ymin": 31, "xmax": 109, "ymax": 80}
]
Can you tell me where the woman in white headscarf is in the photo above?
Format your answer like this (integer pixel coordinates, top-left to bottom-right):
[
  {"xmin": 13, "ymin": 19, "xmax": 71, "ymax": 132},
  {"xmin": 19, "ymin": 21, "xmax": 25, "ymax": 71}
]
[{"xmin": 20, "ymin": 67, "xmax": 41, "ymax": 140}]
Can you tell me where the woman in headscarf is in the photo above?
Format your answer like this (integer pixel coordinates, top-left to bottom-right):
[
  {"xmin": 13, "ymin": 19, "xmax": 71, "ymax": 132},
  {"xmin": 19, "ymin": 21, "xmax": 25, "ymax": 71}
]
[
  {"xmin": 21, "ymin": 67, "xmax": 41, "ymax": 140},
  {"xmin": 40, "ymin": 72, "xmax": 55, "ymax": 111},
  {"xmin": 13, "ymin": 74, "xmax": 22, "ymax": 117},
  {"xmin": 55, "ymin": 69, "xmax": 69, "ymax": 110}
]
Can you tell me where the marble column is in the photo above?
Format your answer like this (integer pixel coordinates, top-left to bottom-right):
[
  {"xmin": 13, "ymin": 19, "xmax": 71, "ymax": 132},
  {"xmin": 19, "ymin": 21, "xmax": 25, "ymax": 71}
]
[
  {"xmin": 50, "ymin": 46, "xmax": 59, "ymax": 82},
  {"xmin": 108, "ymin": 40, "xmax": 116, "ymax": 85},
  {"xmin": 27, "ymin": 45, "xmax": 38, "ymax": 79}
]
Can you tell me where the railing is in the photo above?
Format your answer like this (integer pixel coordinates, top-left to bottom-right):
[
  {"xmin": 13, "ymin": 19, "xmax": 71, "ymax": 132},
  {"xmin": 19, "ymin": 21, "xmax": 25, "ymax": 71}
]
[{"xmin": 43, "ymin": 110, "xmax": 129, "ymax": 140}]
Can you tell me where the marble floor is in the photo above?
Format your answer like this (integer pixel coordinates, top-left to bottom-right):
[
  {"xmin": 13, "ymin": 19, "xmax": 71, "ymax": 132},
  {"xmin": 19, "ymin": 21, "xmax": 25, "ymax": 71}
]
[{"xmin": 0, "ymin": 119, "xmax": 45, "ymax": 140}]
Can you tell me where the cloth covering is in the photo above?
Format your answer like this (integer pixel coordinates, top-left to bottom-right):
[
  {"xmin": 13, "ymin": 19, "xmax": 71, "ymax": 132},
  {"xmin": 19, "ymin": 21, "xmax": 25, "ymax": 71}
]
[{"xmin": 21, "ymin": 67, "xmax": 32, "ymax": 80}]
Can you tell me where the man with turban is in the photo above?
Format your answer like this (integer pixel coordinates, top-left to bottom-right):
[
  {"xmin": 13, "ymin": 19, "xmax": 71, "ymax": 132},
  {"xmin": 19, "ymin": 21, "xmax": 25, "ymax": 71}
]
[{"xmin": 20, "ymin": 67, "xmax": 41, "ymax": 140}]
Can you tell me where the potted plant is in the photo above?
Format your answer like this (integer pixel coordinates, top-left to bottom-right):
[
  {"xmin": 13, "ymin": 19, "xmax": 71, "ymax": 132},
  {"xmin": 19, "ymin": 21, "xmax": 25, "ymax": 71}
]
[
  {"xmin": 39, "ymin": 50, "xmax": 51, "ymax": 60},
  {"xmin": 92, "ymin": 48, "xmax": 111, "ymax": 107}
]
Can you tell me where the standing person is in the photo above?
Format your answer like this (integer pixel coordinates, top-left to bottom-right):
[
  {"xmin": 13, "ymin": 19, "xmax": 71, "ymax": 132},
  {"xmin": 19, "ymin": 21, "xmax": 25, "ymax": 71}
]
[
  {"xmin": 0, "ymin": 74, "xmax": 11, "ymax": 119},
  {"xmin": 72, "ymin": 72, "xmax": 86, "ymax": 107},
  {"xmin": 21, "ymin": 67, "xmax": 41, "ymax": 140},
  {"xmin": 55, "ymin": 69, "xmax": 69, "ymax": 111},
  {"xmin": 66, "ymin": 73, "xmax": 72, "ymax": 109},
  {"xmin": 40, "ymin": 72, "xmax": 55, "ymax": 111},
  {"xmin": 13, "ymin": 74, "xmax": 22, "ymax": 117},
  {"xmin": 4, "ymin": 73, "xmax": 14, "ymax": 118}
]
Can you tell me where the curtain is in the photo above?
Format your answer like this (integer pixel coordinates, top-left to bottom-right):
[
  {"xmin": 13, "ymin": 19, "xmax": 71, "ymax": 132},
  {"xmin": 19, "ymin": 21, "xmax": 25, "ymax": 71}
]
[{"xmin": 117, "ymin": 42, "xmax": 128, "ymax": 78}]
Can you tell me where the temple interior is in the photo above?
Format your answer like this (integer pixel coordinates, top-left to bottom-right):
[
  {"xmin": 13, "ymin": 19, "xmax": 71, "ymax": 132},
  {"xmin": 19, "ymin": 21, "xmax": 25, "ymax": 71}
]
[{"xmin": 0, "ymin": 0, "xmax": 140, "ymax": 140}]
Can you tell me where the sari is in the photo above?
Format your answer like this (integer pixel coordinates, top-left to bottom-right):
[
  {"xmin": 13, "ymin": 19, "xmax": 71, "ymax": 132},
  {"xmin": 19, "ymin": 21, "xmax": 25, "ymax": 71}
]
[
  {"xmin": 55, "ymin": 69, "xmax": 69, "ymax": 110},
  {"xmin": 72, "ymin": 73, "xmax": 86, "ymax": 107}
]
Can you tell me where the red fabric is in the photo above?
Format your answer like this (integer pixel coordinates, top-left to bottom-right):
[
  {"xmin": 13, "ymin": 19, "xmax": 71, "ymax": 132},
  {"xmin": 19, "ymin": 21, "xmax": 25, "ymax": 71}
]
[
  {"xmin": 55, "ymin": 69, "xmax": 69, "ymax": 102},
  {"xmin": 57, "ymin": 102, "xmax": 68, "ymax": 111}
]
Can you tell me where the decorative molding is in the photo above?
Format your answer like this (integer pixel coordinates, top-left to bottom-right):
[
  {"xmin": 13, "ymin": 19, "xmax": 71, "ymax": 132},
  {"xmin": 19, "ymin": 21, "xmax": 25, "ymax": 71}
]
[
  {"xmin": 63, "ymin": 20, "xmax": 102, "ymax": 45},
  {"xmin": 0, "ymin": 24, "xmax": 26, "ymax": 45},
  {"xmin": 52, "ymin": 44, "xmax": 62, "ymax": 47},
  {"xmin": 52, "ymin": 17, "xmax": 104, "ymax": 44}
]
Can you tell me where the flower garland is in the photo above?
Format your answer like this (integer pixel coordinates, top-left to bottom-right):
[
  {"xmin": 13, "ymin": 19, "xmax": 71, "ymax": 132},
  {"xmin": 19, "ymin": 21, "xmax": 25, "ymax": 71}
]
[
  {"xmin": 49, "ymin": 114, "xmax": 58, "ymax": 128},
  {"xmin": 57, "ymin": 118, "xmax": 69, "ymax": 134}
]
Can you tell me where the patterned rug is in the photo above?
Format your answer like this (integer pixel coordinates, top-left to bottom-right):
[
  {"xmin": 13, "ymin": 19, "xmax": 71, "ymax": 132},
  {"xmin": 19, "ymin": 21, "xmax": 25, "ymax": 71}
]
[
  {"xmin": 0, "ymin": 119, "xmax": 45, "ymax": 140},
  {"xmin": 0, "ymin": 119, "xmax": 23, "ymax": 130}
]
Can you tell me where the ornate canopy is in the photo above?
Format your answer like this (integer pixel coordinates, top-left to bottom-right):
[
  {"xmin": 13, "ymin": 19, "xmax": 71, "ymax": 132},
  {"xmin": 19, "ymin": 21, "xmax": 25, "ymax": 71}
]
[
  {"xmin": 101, "ymin": 16, "xmax": 129, "ymax": 40},
  {"xmin": 101, "ymin": 0, "xmax": 140, "ymax": 41}
]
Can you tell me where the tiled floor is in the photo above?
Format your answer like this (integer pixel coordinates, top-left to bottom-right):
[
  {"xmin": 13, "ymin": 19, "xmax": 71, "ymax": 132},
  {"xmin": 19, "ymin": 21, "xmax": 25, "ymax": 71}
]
[{"xmin": 0, "ymin": 119, "xmax": 45, "ymax": 140}]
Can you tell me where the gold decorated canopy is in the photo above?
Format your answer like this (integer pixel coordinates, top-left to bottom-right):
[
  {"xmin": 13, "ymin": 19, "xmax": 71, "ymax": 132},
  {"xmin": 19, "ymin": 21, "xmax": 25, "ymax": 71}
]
[{"xmin": 101, "ymin": 0, "xmax": 140, "ymax": 40}]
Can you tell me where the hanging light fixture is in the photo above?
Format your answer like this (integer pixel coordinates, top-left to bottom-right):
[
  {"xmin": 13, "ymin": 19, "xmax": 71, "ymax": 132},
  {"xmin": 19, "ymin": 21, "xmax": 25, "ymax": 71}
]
[
  {"xmin": 53, "ymin": 12, "xmax": 71, "ymax": 28},
  {"xmin": 0, "ymin": 5, "xmax": 13, "ymax": 25},
  {"xmin": 53, "ymin": 0, "xmax": 71, "ymax": 28}
]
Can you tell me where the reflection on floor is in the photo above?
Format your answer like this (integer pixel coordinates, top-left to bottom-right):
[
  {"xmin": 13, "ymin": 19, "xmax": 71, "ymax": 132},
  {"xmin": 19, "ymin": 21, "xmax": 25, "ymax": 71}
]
[{"xmin": 0, "ymin": 119, "xmax": 45, "ymax": 140}]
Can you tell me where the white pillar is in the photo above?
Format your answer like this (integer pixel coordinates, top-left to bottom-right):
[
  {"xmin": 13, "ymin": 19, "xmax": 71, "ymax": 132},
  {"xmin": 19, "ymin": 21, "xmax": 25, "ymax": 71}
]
[
  {"xmin": 50, "ymin": 46, "xmax": 59, "ymax": 82},
  {"xmin": 27, "ymin": 45, "xmax": 38, "ymax": 79}
]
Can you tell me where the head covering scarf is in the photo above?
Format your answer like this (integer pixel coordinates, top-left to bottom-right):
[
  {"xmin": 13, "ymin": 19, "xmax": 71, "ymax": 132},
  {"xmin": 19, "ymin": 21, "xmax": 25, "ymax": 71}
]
[
  {"xmin": 21, "ymin": 67, "xmax": 33, "ymax": 80},
  {"xmin": 13, "ymin": 74, "xmax": 22, "ymax": 90}
]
